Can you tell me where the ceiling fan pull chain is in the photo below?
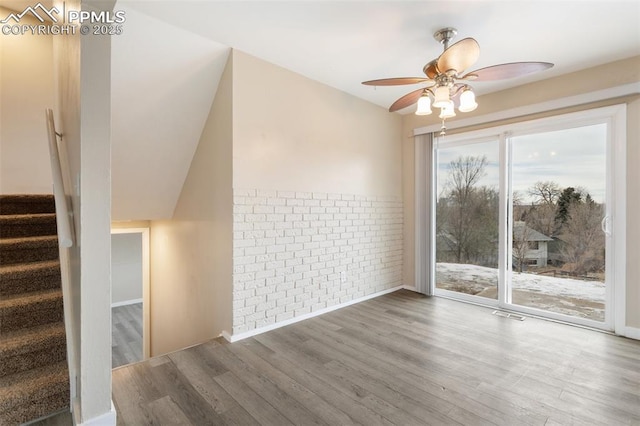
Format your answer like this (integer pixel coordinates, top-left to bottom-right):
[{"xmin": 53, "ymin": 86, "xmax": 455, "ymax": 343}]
[{"xmin": 440, "ymin": 119, "xmax": 447, "ymax": 136}]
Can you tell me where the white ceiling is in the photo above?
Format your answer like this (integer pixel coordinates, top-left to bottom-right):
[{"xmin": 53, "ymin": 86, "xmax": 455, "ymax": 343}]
[{"xmin": 122, "ymin": 0, "xmax": 640, "ymax": 113}]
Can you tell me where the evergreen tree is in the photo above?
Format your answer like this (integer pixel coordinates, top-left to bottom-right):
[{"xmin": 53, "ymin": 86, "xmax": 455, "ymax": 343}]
[{"xmin": 555, "ymin": 187, "xmax": 582, "ymax": 226}]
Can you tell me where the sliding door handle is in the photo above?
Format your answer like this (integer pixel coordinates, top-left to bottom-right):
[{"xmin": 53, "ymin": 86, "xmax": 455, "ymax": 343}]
[{"xmin": 601, "ymin": 215, "xmax": 612, "ymax": 237}]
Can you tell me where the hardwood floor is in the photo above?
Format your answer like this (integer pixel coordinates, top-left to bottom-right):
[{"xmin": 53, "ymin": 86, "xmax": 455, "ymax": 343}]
[
  {"xmin": 112, "ymin": 303, "xmax": 143, "ymax": 369},
  {"xmin": 112, "ymin": 290, "xmax": 640, "ymax": 425}
]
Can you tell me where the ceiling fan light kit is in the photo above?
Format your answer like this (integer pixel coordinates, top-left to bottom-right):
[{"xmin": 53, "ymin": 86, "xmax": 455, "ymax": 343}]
[
  {"xmin": 415, "ymin": 95, "xmax": 432, "ymax": 116},
  {"xmin": 362, "ymin": 27, "xmax": 554, "ymax": 135},
  {"xmin": 433, "ymin": 85, "xmax": 453, "ymax": 108},
  {"xmin": 458, "ymin": 88, "xmax": 478, "ymax": 113}
]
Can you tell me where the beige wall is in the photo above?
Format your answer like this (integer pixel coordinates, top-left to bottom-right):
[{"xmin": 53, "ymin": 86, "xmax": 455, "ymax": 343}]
[
  {"xmin": 148, "ymin": 49, "xmax": 404, "ymax": 348},
  {"xmin": 401, "ymin": 55, "xmax": 640, "ymax": 330},
  {"xmin": 626, "ymin": 97, "xmax": 640, "ymax": 328},
  {"xmin": 230, "ymin": 50, "xmax": 404, "ymax": 335},
  {"xmin": 232, "ymin": 50, "xmax": 402, "ymax": 198},
  {"xmin": 149, "ymin": 52, "xmax": 233, "ymax": 356},
  {"xmin": 0, "ymin": 7, "xmax": 54, "ymax": 194}
]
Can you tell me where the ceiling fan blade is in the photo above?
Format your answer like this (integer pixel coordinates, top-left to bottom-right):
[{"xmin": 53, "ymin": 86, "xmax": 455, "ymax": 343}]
[
  {"xmin": 461, "ymin": 62, "xmax": 554, "ymax": 81},
  {"xmin": 389, "ymin": 88, "xmax": 426, "ymax": 112},
  {"xmin": 423, "ymin": 60, "xmax": 439, "ymax": 79},
  {"xmin": 437, "ymin": 37, "xmax": 480, "ymax": 74},
  {"xmin": 362, "ymin": 77, "xmax": 433, "ymax": 86}
]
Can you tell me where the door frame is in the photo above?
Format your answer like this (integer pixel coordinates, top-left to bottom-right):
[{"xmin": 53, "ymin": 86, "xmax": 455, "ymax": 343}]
[
  {"xmin": 428, "ymin": 104, "xmax": 626, "ymax": 334},
  {"xmin": 110, "ymin": 227, "xmax": 151, "ymax": 360}
]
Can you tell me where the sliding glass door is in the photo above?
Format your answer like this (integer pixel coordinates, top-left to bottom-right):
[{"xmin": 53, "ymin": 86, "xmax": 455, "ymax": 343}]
[{"xmin": 433, "ymin": 107, "xmax": 621, "ymax": 330}]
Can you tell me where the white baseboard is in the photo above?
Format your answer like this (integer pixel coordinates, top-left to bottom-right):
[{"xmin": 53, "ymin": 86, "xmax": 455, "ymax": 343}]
[
  {"xmin": 111, "ymin": 298, "xmax": 143, "ymax": 308},
  {"xmin": 74, "ymin": 400, "xmax": 116, "ymax": 426},
  {"xmin": 402, "ymin": 285, "xmax": 418, "ymax": 292},
  {"xmin": 224, "ymin": 285, "xmax": 404, "ymax": 343},
  {"xmin": 624, "ymin": 326, "xmax": 640, "ymax": 340},
  {"xmin": 221, "ymin": 330, "xmax": 233, "ymax": 342}
]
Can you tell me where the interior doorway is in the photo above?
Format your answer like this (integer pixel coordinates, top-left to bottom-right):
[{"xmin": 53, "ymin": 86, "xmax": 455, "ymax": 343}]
[{"xmin": 111, "ymin": 228, "xmax": 150, "ymax": 368}]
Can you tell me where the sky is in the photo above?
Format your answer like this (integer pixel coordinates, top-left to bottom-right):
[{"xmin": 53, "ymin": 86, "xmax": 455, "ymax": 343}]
[{"xmin": 436, "ymin": 123, "xmax": 607, "ymax": 204}]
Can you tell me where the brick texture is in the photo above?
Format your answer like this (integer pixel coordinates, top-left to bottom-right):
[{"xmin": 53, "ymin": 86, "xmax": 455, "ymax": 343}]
[{"xmin": 232, "ymin": 189, "xmax": 403, "ymax": 334}]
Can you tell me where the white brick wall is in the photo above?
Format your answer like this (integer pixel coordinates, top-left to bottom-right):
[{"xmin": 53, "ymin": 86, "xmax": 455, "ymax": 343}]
[{"xmin": 232, "ymin": 189, "xmax": 403, "ymax": 334}]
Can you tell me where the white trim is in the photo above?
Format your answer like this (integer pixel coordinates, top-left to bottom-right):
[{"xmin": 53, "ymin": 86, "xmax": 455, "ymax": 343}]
[
  {"xmin": 224, "ymin": 286, "xmax": 404, "ymax": 342},
  {"xmin": 74, "ymin": 400, "xmax": 116, "ymax": 426},
  {"xmin": 110, "ymin": 227, "xmax": 151, "ymax": 359},
  {"xmin": 610, "ymin": 104, "xmax": 627, "ymax": 336},
  {"xmin": 624, "ymin": 327, "xmax": 640, "ymax": 340},
  {"xmin": 435, "ymin": 288, "xmax": 499, "ymax": 308},
  {"xmin": 221, "ymin": 330, "xmax": 233, "ymax": 342},
  {"xmin": 498, "ymin": 133, "xmax": 510, "ymax": 305},
  {"xmin": 414, "ymin": 82, "xmax": 640, "ymax": 136},
  {"xmin": 111, "ymin": 298, "xmax": 142, "ymax": 308},
  {"xmin": 429, "ymin": 137, "xmax": 437, "ymax": 296},
  {"xmin": 402, "ymin": 285, "xmax": 418, "ymax": 292}
]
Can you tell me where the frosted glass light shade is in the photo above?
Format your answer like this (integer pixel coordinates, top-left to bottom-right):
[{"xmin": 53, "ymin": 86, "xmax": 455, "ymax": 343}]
[
  {"xmin": 433, "ymin": 86, "xmax": 452, "ymax": 108},
  {"xmin": 439, "ymin": 104, "xmax": 456, "ymax": 119},
  {"xmin": 459, "ymin": 89, "xmax": 478, "ymax": 112},
  {"xmin": 415, "ymin": 96, "xmax": 432, "ymax": 115}
]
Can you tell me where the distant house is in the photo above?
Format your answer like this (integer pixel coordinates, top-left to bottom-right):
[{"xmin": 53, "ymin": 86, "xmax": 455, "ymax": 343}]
[{"xmin": 513, "ymin": 221, "xmax": 553, "ymax": 267}]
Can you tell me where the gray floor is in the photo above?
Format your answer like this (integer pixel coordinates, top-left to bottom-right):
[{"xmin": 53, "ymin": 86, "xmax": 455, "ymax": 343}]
[
  {"xmin": 112, "ymin": 303, "xmax": 143, "ymax": 369},
  {"xmin": 112, "ymin": 290, "xmax": 640, "ymax": 425}
]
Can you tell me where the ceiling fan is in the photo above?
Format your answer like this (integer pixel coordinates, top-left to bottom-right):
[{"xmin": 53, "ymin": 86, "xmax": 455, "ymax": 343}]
[{"xmin": 362, "ymin": 27, "xmax": 553, "ymax": 135}]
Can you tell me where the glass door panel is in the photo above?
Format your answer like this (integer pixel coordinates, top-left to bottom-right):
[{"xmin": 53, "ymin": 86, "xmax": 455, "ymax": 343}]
[
  {"xmin": 509, "ymin": 124, "xmax": 607, "ymax": 322},
  {"xmin": 435, "ymin": 140, "xmax": 500, "ymax": 300}
]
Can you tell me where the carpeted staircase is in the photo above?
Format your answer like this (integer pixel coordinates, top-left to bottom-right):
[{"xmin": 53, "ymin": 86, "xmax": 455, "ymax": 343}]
[{"xmin": 0, "ymin": 195, "xmax": 70, "ymax": 425}]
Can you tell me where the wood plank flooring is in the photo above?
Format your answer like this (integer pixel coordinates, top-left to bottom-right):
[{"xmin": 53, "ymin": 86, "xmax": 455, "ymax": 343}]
[
  {"xmin": 112, "ymin": 303, "xmax": 143, "ymax": 369},
  {"xmin": 112, "ymin": 290, "xmax": 640, "ymax": 425}
]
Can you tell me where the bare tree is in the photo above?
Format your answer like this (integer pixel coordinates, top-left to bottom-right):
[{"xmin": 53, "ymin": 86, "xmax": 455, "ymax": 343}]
[
  {"xmin": 523, "ymin": 181, "xmax": 561, "ymax": 237},
  {"xmin": 528, "ymin": 181, "xmax": 561, "ymax": 205},
  {"xmin": 559, "ymin": 195, "xmax": 605, "ymax": 275},
  {"xmin": 437, "ymin": 155, "xmax": 499, "ymax": 265},
  {"xmin": 447, "ymin": 156, "xmax": 487, "ymax": 201}
]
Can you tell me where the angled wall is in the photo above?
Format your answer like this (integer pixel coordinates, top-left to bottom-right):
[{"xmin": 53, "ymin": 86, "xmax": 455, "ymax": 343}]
[
  {"xmin": 148, "ymin": 48, "xmax": 404, "ymax": 351},
  {"xmin": 111, "ymin": 5, "xmax": 230, "ymax": 220},
  {"xmin": 149, "ymin": 50, "xmax": 233, "ymax": 355}
]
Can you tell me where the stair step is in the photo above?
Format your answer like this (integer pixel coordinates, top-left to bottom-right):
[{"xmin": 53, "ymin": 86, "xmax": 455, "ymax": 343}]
[
  {"xmin": 0, "ymin": 289, "xmax": 64, "ymax": 333},
  {"xmin": 0, "ymin": 361, "xmax": 69, "ymax": 425},
  {"xmin": 0, "ymin": 213, "xmax": 58, "ymax": 238},
  {"xmin": 0, "ymin": 195, "xmax": 55, "ymax": 215},
  {"xmin": 0, "ymin": 235, "xmax": 59, "ymax": 266},
  {"xmin": 0, "ymin": 322, "xmax": 66, "ymax": 378},
  {"xmin": 0, "ymin": 260, "xmax": 62, "ymax": 297}
]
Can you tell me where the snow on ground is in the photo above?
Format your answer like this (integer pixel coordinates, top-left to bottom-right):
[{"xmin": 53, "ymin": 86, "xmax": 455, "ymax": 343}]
[{"xmin": 436, "ymin": 262, "xmax": 605, "ymax": 303}]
